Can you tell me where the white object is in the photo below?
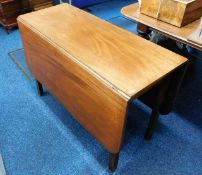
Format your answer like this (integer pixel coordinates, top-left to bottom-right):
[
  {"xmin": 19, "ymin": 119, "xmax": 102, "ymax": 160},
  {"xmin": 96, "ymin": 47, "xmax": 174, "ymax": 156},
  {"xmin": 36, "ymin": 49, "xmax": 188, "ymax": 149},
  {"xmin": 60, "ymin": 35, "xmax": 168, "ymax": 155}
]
[
  {"xmin": 60, "ymin": 0, "xmax": 72, "ymax": 4},
  {"xmin": 0, "ymin": 154, "xmax": 6, "ymax": 175},
  {"xmin": 138, "ymin": 0, "xmax": 141, "ymax": 6}
]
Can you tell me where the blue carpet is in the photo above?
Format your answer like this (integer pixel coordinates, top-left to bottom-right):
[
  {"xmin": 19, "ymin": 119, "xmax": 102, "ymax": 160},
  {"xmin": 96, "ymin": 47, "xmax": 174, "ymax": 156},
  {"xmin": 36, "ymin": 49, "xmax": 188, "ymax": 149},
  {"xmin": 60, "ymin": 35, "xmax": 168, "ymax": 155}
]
[
  {"xmin": 87, "ymin": 0, "xmax": 136, "ymax": 20},
  {"xmin": 0, "ymin": 0, "xmax": 202, "ymax": 175}
]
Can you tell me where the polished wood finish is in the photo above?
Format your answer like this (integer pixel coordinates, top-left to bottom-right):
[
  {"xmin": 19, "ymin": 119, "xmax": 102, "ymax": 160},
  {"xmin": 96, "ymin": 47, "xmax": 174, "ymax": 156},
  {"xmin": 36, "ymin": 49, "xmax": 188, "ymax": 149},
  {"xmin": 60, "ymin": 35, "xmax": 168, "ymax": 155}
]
[
  {"xmin": 121, "ymin": 3, "xmax": 202, "ymax": 50},
  {"xmin": 18, "ymin": 20, "xmax": 129, "ymax": 154},
  {"xmin": 140, "ymin": 0, "xmax": 202, "ymax": 27},
  {"xmin": 188, "ymin": 18, "xmax": 202, "ymax": 45},
  {"xmin": 0, "ymin": 0, "xmax": 21, "ymax": 32},
  {"xmin": 140, "ymin": 0, "xmax": 160, "ymax": 18},
  {"xmin": 158, "ymin": 0, "xmax": 202, "ymax": 27},
  {"xmin": 29, "ymin": 0, "xmax": 53, "ymax": 11},
  {"xmin": 18, "ymin": 4, "xmax": 187, "ymax": 100},
  {"xmin": 18, "ymin": 4, "xmax": 187, "ymax": 170},
  {"xmin": 21, "ymin": 0, "xmax": 30, "ymax": 12},
  {"xmin": 0, "ymin": 0, "xmax": 30, "ymax": 32}
]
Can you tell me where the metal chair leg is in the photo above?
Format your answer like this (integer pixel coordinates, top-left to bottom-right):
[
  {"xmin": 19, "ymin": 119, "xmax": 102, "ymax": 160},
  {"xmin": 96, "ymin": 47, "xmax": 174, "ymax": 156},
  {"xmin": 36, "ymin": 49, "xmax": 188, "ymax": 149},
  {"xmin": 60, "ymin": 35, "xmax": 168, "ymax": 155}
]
[
  {"xmin": 144, "ymin": 109, "xmax": 160, "ymax": 140},
  {"xmin": 36, "ymin": 80, "xmax": 44, "ymax": 96},
  {"xmin": 109, "ymin": 153, "xmax": 119, "ymax": 172}
]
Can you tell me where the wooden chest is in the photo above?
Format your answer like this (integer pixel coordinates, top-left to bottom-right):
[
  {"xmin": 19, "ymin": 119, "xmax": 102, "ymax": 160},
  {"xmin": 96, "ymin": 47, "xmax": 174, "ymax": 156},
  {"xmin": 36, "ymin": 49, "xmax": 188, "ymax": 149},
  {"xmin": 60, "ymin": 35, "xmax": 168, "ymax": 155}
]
[
  {"xmin": 0, "ymin": 0, "xmax": 21, "ymax": 32},
  {"xmin": 140, "ymin": 0, "xmax": 202, "ymax": 27},
  {"xmin": 0, "ymin": 0, "xmax": 30, "ymax": 32},
  {"xmin": 140, "ymin": 0, "xmax": 161, "ymax": 18}
]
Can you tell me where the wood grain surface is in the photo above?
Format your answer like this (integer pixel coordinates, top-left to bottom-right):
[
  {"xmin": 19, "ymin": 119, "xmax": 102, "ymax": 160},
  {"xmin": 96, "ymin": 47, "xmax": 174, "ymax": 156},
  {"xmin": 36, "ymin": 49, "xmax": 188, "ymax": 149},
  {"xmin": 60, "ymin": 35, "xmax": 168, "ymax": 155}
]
[
  {"xmin": 18, "ymin": 22, "xmax": 129, "ymax": 153},
  {"xmin": 158, "ymin": 0, "xmax": 202, "ymax": 27},
  {"xmin": 158, "ymin": 0, "xmax": 186, "ymax": 27},
  {"xmin": 18, "ymin": 4, "xmax": 187, "ymax": 99},
  {"xmin": 188, "ymin": 18, "xmax": 202, "ymax": 45},
  {"xmin": 140, "ymin": 0, "xmax": 202, "ymax": 27},
  {"xmin": 140, "ymin": 0, "xmax": 160, "ymax": 18},
  {"xmin": 18, "ymin": 4, "xmax": 187, "ymax": 153},
  {"xmin": 121, "ymin": 3, "xmax": 202, "ymax": 50}
]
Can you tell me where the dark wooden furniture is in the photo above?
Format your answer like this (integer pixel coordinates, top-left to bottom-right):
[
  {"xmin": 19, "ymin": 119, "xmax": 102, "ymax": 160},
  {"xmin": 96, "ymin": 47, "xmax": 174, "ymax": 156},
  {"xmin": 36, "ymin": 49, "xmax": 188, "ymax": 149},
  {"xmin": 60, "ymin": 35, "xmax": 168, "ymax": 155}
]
[
  {"xmin": 0, "ymin": 0, "xmax": 21, "ymax": 33},
  {"xmin": 121, "ymin": 3, "xmax": 202, "ymax": 51},
  {"xmin": 0, "ymin": 0, "xmax": 30, "ymax": 33},
  {"xmin": 18, "ymin": 4, "xmax": 188, "ymax": 171},
  {"xmin": 0, "ymin": 0, "xmax": 53, "ymax": 33},
  {"xmin": 29, "ymin": 0, "xmax": 53, "ymax": 11}
]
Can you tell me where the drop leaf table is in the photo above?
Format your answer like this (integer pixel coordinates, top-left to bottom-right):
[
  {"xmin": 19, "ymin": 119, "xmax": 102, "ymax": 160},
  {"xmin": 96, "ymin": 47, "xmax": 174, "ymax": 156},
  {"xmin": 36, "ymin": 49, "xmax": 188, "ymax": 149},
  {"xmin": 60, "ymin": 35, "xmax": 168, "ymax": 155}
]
[{"xmin": 18, "ymin": 4, "xmax": 188, "ymax": 171}]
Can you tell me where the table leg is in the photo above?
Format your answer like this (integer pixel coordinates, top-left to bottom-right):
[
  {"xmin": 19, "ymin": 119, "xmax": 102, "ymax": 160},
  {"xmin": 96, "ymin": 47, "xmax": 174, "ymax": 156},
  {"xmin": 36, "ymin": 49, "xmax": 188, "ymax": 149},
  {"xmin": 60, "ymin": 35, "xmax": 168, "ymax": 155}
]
[
  {"xmin": 36, "ymin": 80, "xmax": 44, "ymax": 96},
  {"xmin": 5, "ymin": 27, "xmax": 9, "ymax": 34},
  {"xmin": 144, "ymin": 78, "xmax": 170, "ymax": 140},
  {"xmin": 137, "ymin": 22, "xmax": 150, "ymax": 37},
  {"xmin": 109, "ymin": 152, "xmax": 119, "ymax": 172},
  {"xmin": 144, "ymin": 109, "xmax": 159, "ymax": 140}
]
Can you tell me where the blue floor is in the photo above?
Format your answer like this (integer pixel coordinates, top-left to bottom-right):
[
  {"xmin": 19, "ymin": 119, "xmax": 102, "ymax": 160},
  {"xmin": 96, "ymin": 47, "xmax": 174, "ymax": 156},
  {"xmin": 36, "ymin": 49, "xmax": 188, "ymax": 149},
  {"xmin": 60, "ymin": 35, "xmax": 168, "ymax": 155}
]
[{"xmin": 0, "ymin": 0, "xmax": 202, "ymax": 174}]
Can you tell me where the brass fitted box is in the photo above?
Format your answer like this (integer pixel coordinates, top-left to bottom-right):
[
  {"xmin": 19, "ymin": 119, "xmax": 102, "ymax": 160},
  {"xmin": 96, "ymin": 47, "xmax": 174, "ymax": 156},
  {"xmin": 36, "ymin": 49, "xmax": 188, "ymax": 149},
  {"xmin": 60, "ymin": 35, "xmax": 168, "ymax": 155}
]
[{"xmin": 140, "ymin": 0, "xmax": 202, "ymax": 27}]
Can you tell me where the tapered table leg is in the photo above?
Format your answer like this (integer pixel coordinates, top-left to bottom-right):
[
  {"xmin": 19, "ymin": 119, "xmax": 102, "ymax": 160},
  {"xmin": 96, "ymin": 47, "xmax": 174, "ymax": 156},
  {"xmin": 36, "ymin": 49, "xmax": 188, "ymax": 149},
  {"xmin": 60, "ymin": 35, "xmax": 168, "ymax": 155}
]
[
  {"xmin": 109, "ymin": 153, "xmax": 119, "ymax": 172},
  {"xmin": 137, "ymin": 22, "xmax": 150, "ymax": 39},
  {"xmin": 144, "ymin": 109, "xmax": 160, "ymax": 140},
  {"xmin": 144, "ymin": 78, "xmax": 171, "ymax": 140},
  {"xmin": 5, "ymin": 27, "xmax": 10, "ymax": 34},
  {"xmin": 36, "ymin": 80, "xmax": 44, "ymax": 96}
]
